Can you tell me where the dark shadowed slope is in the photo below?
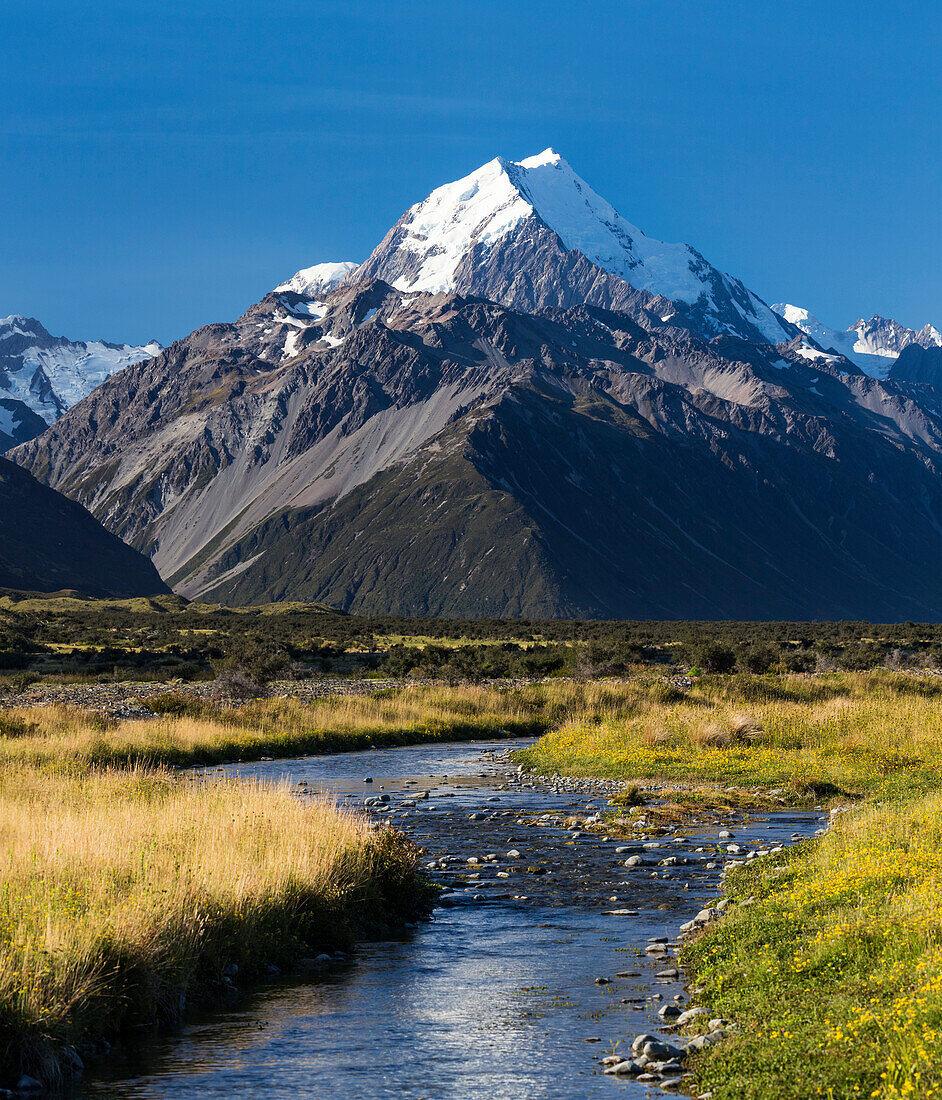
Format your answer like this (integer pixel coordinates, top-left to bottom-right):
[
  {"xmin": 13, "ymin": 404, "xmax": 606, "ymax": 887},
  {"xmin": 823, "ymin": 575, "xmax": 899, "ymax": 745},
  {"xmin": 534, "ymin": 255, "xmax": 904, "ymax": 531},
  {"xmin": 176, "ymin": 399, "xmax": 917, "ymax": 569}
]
[{"xmin": 0, "ymin": 455, "xmax": 169, "ymax": 597}]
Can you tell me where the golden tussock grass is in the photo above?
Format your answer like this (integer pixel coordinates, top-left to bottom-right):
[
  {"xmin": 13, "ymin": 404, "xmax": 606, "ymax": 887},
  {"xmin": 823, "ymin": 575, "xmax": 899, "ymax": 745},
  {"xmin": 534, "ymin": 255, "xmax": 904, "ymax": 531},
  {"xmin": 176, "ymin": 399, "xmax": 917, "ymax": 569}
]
[{"xmin": 0, "ymin": 764, "xmax": 422, "ymax": 1084}]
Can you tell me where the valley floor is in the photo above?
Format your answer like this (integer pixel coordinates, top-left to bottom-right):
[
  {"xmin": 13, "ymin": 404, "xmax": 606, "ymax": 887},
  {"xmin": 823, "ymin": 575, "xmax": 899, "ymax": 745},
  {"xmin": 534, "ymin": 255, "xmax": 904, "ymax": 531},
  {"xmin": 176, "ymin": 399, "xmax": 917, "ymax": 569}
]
[{"xmin": 2, "ymin": 672, "xmax": 940, "ymax": 1096}]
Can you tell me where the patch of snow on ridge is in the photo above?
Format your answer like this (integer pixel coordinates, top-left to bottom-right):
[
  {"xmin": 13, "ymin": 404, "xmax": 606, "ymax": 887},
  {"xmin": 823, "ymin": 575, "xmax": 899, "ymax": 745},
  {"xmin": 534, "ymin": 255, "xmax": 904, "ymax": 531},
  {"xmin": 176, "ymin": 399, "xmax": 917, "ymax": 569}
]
[
  {"xmin": 0, "ymin": 402, "xmax": 24, "ymax": 437},
  {"xmin": 388, "ymin": 148, "xmax": 791, "ymax": 344},
  {"xmin": 275, "ymin": 261, "xmax": 358, "ymax": 296},
  {"xmin": 0, "ymin": 314, "xmax": 162, "ymax": 425}
]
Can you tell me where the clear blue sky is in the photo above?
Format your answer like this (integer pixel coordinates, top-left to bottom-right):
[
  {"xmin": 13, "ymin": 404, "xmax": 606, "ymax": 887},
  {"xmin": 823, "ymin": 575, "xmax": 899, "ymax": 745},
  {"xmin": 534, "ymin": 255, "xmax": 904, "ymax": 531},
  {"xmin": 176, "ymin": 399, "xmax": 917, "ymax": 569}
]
[{"xmin": 1, "ymin": 0, "xmax": 939, "ymax": 345}]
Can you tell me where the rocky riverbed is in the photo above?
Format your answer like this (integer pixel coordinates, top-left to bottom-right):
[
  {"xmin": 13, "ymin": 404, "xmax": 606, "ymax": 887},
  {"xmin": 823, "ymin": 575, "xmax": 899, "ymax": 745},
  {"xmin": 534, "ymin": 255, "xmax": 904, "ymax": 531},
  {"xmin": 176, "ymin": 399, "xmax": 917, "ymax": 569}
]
[{"xmin": 82, "ymin": 738, "xmax": 824, "ymax": 1099}]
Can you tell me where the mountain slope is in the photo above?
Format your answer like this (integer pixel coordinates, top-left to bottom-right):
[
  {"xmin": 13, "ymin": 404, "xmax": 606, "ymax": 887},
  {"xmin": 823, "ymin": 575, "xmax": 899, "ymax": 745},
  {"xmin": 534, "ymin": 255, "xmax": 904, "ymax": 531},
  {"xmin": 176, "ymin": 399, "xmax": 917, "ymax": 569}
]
[
  {"xmin": 355, "ymin": 150, "xmax": 796, "ymax": 346},
  {"xmin": 889, "ymin": 344, "xmax": 942, "ymax": 388},
  {"xmin": 0, "ymin": 399, "xmax": 47, "ymax": 451},
  {"xmin": 0, "ymin": 314, "xmax": 160, "ymax": 442},
  {"xmin": 15, "ymin": 275, "xmax": 942, "ymax": 619},
  {"xmin": 0, "ymin": 456, "xmax": 169, "ymax": 597},
  {"xmin": 771, "ymin": 304, "xmax": 941, "ymax": 378},
  {"xmin": 12, "ymin": 151, "xmax": 942, "ymax": 619}
]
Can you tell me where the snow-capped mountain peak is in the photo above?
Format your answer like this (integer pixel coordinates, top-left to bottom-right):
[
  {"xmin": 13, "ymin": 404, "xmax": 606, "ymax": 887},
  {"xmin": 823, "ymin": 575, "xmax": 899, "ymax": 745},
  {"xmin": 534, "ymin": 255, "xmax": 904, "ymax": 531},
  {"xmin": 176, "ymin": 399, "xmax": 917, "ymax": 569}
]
[
  {"xmin": 355, "ymin": 149, "xmax": 794, "ymax": 346},
  {"xmin": 275, "ymin": 261, "xmax": 358, "ymax": 296}
]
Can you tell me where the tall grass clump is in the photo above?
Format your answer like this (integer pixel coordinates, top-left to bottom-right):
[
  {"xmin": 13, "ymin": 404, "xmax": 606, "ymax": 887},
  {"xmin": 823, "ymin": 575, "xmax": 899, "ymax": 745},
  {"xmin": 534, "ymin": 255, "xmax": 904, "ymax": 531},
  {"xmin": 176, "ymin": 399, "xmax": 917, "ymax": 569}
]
[{"xmin": 0, "ymin": 767, "xmax": 423, "ymax": 1086}]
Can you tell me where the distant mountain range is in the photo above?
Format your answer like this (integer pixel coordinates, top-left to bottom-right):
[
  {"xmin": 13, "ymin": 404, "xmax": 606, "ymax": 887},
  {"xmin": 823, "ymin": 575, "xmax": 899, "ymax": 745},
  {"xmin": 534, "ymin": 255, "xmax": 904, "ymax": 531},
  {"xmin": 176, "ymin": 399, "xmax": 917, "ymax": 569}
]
[
  {"xmin": 771, "ymin": 304, "xmax": 942, "ymax": 378},
  {"xmin": 0, "ymin": 314, "xmax": 160, "ymax": 450},
  {"xmin": 8, "ymin": 150, "xmax": 942, "ymax": 617}
]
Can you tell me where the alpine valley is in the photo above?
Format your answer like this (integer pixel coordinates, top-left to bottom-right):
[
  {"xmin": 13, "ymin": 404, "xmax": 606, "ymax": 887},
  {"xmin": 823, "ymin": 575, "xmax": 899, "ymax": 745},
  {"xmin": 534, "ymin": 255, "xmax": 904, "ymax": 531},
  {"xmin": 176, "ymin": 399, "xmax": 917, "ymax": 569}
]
[{"xmin": 11, "ymin": 150, "xmax": 942, "ymax": 618}]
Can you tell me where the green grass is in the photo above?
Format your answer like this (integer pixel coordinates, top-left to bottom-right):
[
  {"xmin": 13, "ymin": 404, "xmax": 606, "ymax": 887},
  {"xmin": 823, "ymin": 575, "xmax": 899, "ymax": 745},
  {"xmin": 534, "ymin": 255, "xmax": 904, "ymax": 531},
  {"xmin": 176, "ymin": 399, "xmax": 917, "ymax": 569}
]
[
  {"xmin": 682, "ymin": 793, "xmax": 942, "ymax": 1099},
  {"xmin": 509, "ymin": 671, "xmax": 942, "ymax": 1099},
  {"xmin": 514, "ymin": 672, "xmax": 942, "ymax": 801}
]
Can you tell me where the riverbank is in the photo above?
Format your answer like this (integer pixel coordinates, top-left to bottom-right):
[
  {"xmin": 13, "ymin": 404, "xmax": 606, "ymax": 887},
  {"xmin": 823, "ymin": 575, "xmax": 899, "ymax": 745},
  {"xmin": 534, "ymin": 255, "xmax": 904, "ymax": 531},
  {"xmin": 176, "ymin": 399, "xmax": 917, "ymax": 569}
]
[
  {"xmin": 0, "ymin": 766, "xmax": 428, "ymax": 1090},
  {"xmin": 511, "ymin": 671, "xmax": 942, "ymax": 1098},
  {"xmin": 515, "ymin": 671, "xmax": 942, "ymax": 801},
  {"xmin": 0, "ymin": 686, "xmax": 549, "ymax": 770},
  {"xmin": 680, "ymin": 790, "xmax": 942, "ymax": 1099}
]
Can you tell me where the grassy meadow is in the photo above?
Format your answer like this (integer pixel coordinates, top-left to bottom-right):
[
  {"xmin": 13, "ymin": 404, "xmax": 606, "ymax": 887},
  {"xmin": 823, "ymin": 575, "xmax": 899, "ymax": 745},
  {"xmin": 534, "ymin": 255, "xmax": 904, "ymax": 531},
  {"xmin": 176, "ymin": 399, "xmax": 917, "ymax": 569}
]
[
  {"xmin": 515, "ymin": 671, "xmax": 942, "ymax": 801},
  {"xmin": 682, "ymin": 793, "xmax": 942, "ymax": 1099},
  {"xmin": 0, "ymin": 729, "xmax": 427, "ymax": 1085},
  {"xmin": 0, "ymin": 684, "xmax": 549, "ymax": 770},
  {"xmin": 4, "ymin": 670, "xmax": 942, "ymax": 1095}
]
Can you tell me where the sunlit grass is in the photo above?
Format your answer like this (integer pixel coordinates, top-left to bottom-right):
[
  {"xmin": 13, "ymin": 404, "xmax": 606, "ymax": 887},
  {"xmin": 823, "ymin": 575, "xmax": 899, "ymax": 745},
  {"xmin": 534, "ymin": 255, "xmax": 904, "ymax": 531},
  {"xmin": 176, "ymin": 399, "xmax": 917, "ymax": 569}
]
[
  {"xmin": 0, "ymin": 766, "xmax": 421, "ymax": 1084},
  {"xmin": 0, "ymin": 684, "xmax": 551, "ymax": 769},
  {"xmin": 515, "ymin": 672, "xmax": 942, "ymax": 800},
  {"xmin": 684, "ymin": 791, "xmax": 942, "ymax": 1099}
]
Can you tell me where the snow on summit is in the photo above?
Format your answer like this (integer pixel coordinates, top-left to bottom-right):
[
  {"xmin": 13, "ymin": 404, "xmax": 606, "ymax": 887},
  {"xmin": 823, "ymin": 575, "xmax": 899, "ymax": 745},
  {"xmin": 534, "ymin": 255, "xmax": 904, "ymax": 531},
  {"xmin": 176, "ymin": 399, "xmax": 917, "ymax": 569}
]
[
  {"xmin": 381, "ymin": 148, "xmax": 792, "ymax": 344},
  {"xmin": 275, "ymin": 261, "xmax": 358, "ymax": 296}
]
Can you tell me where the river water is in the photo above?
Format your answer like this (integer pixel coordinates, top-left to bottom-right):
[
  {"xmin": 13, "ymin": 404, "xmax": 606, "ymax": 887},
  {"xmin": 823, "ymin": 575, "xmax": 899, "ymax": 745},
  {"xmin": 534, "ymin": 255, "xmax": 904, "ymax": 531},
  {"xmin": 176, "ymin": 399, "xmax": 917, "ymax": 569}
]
[{"xmin": 85, "ymin": 739, "xmax": 821, "ymax": 1099}]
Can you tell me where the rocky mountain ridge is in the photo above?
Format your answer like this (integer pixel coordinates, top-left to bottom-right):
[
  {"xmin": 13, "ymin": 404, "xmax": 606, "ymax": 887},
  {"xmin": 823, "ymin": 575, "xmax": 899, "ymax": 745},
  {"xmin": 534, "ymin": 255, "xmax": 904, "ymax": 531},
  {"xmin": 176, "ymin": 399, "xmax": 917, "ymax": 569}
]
[
  {"xmin": 0, "ymin": 314, "xmax": 160, "ymax": 449},
  {"xmin": 771, "ymin": 303, "xmax": 941, "ymax": 378}
]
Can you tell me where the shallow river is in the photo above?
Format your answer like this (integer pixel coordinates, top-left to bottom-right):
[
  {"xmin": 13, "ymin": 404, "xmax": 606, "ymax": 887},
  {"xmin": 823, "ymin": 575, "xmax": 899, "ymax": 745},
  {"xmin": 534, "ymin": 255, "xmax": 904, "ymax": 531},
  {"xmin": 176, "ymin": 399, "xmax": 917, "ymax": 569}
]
[{"xmin": 85, "ymin": 739, "xmax": 821, "ymax": 1099}]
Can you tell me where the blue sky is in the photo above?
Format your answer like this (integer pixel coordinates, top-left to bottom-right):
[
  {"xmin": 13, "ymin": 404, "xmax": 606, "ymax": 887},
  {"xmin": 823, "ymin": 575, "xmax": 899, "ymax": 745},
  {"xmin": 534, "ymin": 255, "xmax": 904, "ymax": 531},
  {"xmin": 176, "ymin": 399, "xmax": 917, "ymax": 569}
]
[{"xmin": 1, "ymin": 0, "xmax": 939, "ymax": 345}]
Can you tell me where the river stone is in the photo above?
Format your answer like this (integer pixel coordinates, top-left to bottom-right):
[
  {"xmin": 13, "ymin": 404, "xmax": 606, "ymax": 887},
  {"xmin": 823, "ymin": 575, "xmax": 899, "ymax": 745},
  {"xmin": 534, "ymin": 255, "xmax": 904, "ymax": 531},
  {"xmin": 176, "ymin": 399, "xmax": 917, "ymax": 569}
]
[
  {"xmin": 658, "ymin": 1004, "xmax": 682, "ymax": 1019},
  {"xmin": 677, "ymin": 1006, "xmax": 709, "ymax": 1025},
  {"xmin": 643, "ymin": 1040, "xmax": 685, "ymax": 1060},
  {"xmin": 604, "ymin": 1060, "xmax": 645, "ymax": 1075}
]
